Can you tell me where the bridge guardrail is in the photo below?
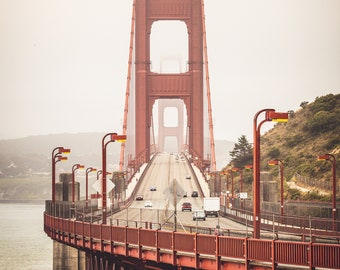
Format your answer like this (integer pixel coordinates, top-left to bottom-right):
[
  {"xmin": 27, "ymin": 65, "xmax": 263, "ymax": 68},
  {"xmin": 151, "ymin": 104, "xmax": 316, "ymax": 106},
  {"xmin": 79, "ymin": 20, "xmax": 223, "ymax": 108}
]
[{"xmin": 44, "ymin": 212, "xmax": 340, "ymax": 269}]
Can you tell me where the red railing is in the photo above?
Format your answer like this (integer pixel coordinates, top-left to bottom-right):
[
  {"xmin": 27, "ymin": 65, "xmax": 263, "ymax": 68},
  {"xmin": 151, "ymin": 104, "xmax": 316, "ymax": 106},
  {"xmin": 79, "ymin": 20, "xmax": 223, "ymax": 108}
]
[{"xmin": 44, "ymin": 213, "xmax": 340, "ymax": 269}]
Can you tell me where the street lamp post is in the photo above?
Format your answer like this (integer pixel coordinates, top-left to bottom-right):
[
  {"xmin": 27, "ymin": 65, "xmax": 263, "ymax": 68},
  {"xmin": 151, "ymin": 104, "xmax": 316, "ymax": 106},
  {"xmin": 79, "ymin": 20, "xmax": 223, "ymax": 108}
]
[
  {"xmin": 51, "ymin": 147, "xmax": 70, "ymax": 202},
  {"xmin": 268, "ymin": 159, "xmax": 284, "ymax": 216},
  {"xmin": 317, "ymin": 154, "xmax": 337, "ymax": 231},
  {"xmin": 253, "ymin": 109, "xmax": 288, "ymax": 238},
  {"xmin": 101, "ymin": 133, "xmax": 126, "ymax": 224},
  {"xmin": 85, "ymin": 167, "xmax": 97, "ymax": 208},
  {"xmin": 72, "ymin": 164, "xmax": 85, "ymax": 204}
]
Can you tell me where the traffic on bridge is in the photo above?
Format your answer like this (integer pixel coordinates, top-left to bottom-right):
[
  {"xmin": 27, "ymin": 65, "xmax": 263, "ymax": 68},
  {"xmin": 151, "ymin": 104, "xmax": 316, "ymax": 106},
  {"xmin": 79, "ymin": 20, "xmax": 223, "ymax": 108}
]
[{"xmin": 44, "ymin": 151, "xmax": 340, "ymax": 270}]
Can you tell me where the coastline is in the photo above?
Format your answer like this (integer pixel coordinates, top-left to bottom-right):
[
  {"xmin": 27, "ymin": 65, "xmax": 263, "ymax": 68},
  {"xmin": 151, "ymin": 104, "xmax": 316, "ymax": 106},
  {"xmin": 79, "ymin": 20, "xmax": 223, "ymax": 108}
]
[{"xmin": 0, "ymin": 199, "xmax": 46, "ymax": 204}]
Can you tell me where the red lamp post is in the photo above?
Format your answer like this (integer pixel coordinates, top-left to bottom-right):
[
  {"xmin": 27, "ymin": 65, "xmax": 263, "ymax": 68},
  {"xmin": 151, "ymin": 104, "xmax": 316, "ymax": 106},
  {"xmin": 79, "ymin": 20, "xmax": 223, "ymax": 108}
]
[
  {"xmin": 253, "ymin": 109, "xmax": 288, "ymax": 238},
  {"xmin": 101, "ymin": 133, "xmax": 126, "ymax": 224},
  {"xmin": 85, "ymin": 167, "xmax": 97, "ymax": 207},
  {"xmin": 52, "ymin": 147, "xmax": 70, "ymax": 202},
  {"xmin": 268, "ymin": 159, "xmax": 284, "ymax": 216},
  {"xmin": 72, "ymin": 164, "xmax": 85, "ymax": 204},
  {"xmin": 318, "ymin": 154, "xmax": 337, "ymax": 231}
]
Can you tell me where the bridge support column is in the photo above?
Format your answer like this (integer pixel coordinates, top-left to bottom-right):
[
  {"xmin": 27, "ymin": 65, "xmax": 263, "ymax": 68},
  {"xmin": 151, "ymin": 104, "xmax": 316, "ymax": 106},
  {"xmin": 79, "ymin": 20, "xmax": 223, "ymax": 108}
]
[{"xmin": 53, "ymin": 173, "xmax": 85, "ymax": 270}]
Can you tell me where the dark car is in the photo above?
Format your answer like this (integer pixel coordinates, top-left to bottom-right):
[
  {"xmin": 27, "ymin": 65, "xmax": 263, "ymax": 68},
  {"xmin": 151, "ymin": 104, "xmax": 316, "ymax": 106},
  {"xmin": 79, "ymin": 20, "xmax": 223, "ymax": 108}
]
[
  {"xmin": 181, "ymin": 202, "xmax": 192, "ymax": 211},
  {"xmin": 136, "ymin": 194, "xmax": 143, "ymax": 200},
  {"xmin": 191, "ymin": 191, "xmax": 198, "ymax": 197}
]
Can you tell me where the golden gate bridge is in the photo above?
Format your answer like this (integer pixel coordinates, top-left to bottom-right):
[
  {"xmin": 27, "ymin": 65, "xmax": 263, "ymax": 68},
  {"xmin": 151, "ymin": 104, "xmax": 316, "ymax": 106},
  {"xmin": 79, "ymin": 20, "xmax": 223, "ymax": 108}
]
[{"xmin": 44, "ymin": 1, "xmax": 340, "ymax": 269}]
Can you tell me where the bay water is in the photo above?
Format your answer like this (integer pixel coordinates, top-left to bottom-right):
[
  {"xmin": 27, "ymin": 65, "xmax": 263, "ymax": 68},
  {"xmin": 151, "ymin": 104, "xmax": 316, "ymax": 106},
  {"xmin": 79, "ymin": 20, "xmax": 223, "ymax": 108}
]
[{"xmin": 0, "ymin": 203, "xmax": 53, "ymax": 270}]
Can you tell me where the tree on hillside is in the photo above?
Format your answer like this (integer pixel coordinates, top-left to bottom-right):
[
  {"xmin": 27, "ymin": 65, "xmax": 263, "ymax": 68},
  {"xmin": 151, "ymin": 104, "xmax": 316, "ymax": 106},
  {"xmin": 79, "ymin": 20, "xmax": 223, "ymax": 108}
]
[{"xmin": 229, "ymin": 135, "xmax": 253, "ymax": 168}]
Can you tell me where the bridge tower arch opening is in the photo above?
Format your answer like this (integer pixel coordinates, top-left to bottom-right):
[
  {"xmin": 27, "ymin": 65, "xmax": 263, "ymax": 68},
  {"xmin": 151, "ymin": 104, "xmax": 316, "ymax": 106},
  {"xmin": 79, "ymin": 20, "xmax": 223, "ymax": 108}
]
[{"xmin": 156, "ymin": 99, "xmax": 186, "ymax": 153}]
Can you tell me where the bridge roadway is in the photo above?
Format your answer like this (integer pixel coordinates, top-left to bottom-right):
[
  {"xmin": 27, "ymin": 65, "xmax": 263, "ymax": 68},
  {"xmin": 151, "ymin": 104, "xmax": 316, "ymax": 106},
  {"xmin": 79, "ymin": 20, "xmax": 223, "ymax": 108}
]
[{"xmin": 109, "ymin": 152, "xmax": 246, "ymax": 232}]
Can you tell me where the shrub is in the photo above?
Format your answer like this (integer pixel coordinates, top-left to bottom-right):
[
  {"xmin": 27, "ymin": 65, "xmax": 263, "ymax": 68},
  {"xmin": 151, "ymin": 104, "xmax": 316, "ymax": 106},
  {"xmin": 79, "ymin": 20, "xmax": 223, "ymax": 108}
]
[
  {"xmin": 268, "ymin": 147, "xmax": 280, "ymax": 159},
  {"xmin": 304, "ymin": 111, "xmax": 335, "ymax": 135},
  {"xmin": 310, "ymin": 94, "xmax": 336, "ymax": 114}
]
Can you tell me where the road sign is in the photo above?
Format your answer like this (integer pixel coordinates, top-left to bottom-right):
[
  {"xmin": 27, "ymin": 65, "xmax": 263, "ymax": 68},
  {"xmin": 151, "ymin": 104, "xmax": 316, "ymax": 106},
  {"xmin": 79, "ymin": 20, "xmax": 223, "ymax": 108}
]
[
  {"xmin": 163, "ymin": 179, "xmax": 185, "ymax": 206},
  {"xmin": 238, "ymin": 192, "xmax": 248, "ymax": 199},
  {"xmin": 93, "ymin": 179, "xmax": 115, "ymax": 193}
]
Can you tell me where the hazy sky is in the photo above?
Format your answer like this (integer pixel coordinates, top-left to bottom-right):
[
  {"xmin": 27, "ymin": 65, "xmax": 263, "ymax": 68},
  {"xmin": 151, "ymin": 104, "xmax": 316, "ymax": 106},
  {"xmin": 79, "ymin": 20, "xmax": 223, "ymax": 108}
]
[{"xmin": 1, "ymin": 0, "xmax": 339, "ymax": 143}]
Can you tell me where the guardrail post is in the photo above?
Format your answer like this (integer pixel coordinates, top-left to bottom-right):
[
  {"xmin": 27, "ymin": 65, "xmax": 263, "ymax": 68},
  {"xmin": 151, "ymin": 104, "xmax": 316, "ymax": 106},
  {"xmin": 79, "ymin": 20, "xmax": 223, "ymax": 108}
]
[
  {"xmin": 309, "ymin": 242, "xmax": 315, "ymax": 270},
  {"xmin": 215, "ymin": 235, "xmax": 220, "ymax": 270},
  {"xmin": 271, "ymin": 240, "xmax": 277, "ymax": 270},
  {"xmin": 172, "ymin": 231, "xmax": 177, "ymax": 266},
  {"xmin": 100, "ymin": 224, "xmax": 103, "ymax": 252},
  {"xmin": 195, "ymin": 233, "xmax": 199, "ymax": 269},
  {"xmin": 244, "ymin": 237, "xmax": 250, "ymax": 270},
  {"xmin": 125, "ymin": 226, "xmax": 128, "ymax": 257},
  {"xmin": 156, "ymin": 229, "xmax": 160, "ymax": 263}
]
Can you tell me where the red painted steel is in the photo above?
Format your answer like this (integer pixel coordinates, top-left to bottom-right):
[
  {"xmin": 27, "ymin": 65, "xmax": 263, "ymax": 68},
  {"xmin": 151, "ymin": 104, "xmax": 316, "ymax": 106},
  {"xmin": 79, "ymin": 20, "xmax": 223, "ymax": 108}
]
[
  {"xmin": 275, "ymin": 241, "xmax": 309, "ymax": 266},
  {"xmin": 133, "ymin": 0, "xmax": 206, "ymax": 168},
  {"xmin": 218, "ymin": 237, "xmax": 245, "ymax": 258},
  {"xmin": 313, "ymin": 244, "xmax": 339, "ymax": 268},
  {"xmin": 44, "ymin": 213, "xmax": 340, "ymax": 269},
  {"xmin": 127, "ymin": 227, "xmax": 138, "ymax": 244},
  {"xmin": 247, "ymin": 238, "xmax": 272, "ymax": 262},
  {"xmin": 157, "ymin": 231, "xmax": 172, "ymax": 250},
  {"xmin": 139, "ymin": 228, "xmax": 156, "ymax": 247},
  {"xmin": 174, "ymin": 232, "xmax": 195, "ymax": 253},
  {"xmin": 196, "ymin": 234, "xmax": 216, "ymax": 255}
]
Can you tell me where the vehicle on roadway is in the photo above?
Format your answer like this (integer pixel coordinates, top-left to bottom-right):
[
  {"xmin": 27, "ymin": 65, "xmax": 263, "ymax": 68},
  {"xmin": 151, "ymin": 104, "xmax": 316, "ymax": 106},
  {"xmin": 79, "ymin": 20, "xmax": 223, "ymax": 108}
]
[
  {"xmin": 203, "ymin": 197, "xmax": 220, "ymax": 217},
  {"xmin": 193, "ymin": 210, "xmax": 206, "ymax": 221},
  {"xmin": 144, "ymin": 200, "xmax": 152, "ymax": 207},
  {"xmin": 136, "ymin": 194, "xmax": 143, "ymax": 201},
  {"xmin": 181, "ymin": 202, "xmax": 192, "ymax": 211},
  {"xmin": 149, "ymin": 186, "xmax": 157, "ymax": 191},
  {"xmin": 191, "ymin": 191, "xmax": 198, "ymax": 197}
]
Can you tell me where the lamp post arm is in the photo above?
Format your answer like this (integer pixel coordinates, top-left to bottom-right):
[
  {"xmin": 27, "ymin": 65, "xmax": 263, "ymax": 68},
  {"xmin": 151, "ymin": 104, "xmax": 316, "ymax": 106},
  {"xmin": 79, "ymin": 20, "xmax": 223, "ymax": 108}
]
[
  {"xmin": 101, "ymin": 133, "xmax": 114, "ymax": 224},
  {"xmin": 253, "ymin": 109, "xmax": 274, "ymax": 239}
]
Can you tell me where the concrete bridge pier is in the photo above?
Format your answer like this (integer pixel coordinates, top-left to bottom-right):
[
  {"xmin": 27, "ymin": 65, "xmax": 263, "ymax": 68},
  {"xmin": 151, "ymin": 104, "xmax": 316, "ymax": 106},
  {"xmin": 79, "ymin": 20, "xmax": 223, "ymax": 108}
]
[{"xmin": 53, "ymin": 173, "xmax": 85, "ymax": 270}]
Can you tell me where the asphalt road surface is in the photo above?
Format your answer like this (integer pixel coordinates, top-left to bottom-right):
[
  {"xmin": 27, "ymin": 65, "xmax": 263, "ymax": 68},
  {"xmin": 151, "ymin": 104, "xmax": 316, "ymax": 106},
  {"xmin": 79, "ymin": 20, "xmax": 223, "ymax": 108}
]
[{"xmin": 109, "ymin": 152, "xmax": 248, "ymax": 233}]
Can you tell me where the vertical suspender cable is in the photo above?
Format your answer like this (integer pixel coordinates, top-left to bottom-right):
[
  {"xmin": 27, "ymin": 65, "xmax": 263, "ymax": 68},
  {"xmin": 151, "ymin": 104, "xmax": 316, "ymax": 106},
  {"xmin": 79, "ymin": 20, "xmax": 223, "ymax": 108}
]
[
  {"xmin": 119, "ymin": 0, "xmax": 136, "ymax": 171},
  {"xmin": 201, "ymin": 0, "xmax": 216, "ymax": 171}
]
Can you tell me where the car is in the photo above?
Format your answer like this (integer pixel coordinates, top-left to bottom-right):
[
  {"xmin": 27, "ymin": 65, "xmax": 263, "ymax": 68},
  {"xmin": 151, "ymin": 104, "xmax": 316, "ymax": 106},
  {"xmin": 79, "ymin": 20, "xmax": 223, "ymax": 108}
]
[
  {"xmin": 144, "ymin": 200, "xmax": 152, "ymax": 207},
  {"xmin": 183, "ymin": 192, "xmax": 187, "ymax": 198},
  {"xmin": 186, "ymin": 175, "xmax": 191, "ymax": 180},
  {"xmin": 181, "ymin": 202, "xmax": 192, "ymax": 211},
  {"xmin": 149, "ymin": 186, "xmax": 157, "ymax": 191},
  {"xmin": 136, "ymin": 194, "xmax": 143, "ymax": 201},
  {"xmin": 191, "ymin": 191, "xmax": 198, "ymax": 197},
  {"xmin": 193, "ymin": 210, "xmax": 206, "ymax": 221}
]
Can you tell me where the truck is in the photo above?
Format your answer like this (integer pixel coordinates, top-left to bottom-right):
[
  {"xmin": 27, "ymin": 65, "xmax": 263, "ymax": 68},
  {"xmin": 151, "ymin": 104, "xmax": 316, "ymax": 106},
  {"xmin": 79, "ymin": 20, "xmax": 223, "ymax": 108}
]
[{"xmin": 203, "ymin": 197, "xmax": 220, "ymax": 217}]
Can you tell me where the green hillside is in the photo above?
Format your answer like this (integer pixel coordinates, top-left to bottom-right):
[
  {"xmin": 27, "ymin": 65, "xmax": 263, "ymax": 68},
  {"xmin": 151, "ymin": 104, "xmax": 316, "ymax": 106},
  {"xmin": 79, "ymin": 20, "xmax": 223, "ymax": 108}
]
[
  {"xmin": 261, "ymin": 94, "xmax": 339, "ymax": 178},
  {"xmin": 225, "ymin": 93, "xmax": 339, "ymax": 201},
  {"xmin": 259, "ymin": 93, "xmax": 339, "ymax": 199}
]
